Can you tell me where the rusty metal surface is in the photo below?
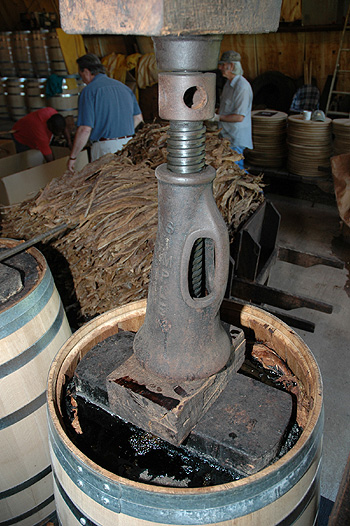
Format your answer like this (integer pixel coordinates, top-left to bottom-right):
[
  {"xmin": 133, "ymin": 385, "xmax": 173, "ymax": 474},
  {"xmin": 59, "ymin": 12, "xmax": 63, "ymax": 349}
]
[
  {"xmin": 158, "ymin": 72, "xmax": 215, "ymax": 121},
  {"xmin": 59, "ymin": 0, "xmax": 283, "ymax": 36},
  {"xmin": 133, "ymin": 164, "xmax": 231, "ymax": 381},
  {"xmin": 153, "ymin": 35, "xmax": 222, "ymax": 72}
]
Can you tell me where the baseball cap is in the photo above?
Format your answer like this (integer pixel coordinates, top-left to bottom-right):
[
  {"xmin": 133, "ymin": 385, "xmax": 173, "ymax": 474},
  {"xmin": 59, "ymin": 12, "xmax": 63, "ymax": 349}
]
[
  {"xmin": 311, "ymin": 110, "xmax": 326, "ymax": 122},
  {"xmin": 218, "ymin": 50, "xmax": 241, "ymax": 63}
]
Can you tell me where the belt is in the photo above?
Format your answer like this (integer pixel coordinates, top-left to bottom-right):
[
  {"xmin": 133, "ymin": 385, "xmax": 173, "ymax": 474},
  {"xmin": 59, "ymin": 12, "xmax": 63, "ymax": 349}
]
[{"xmin": 98, "ymin": 136, "xmax": 132, "ymax": 142}]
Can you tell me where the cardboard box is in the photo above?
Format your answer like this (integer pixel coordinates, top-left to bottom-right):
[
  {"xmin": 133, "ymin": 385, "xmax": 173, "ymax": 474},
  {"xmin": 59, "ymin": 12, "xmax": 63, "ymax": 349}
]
[
  {"xmin": 0, "ymin": 148, "xmax": 89, "ymax": 205},
  {"xmin": 0, "ymin": 140, "xmax": 16, "ymax": 159}
]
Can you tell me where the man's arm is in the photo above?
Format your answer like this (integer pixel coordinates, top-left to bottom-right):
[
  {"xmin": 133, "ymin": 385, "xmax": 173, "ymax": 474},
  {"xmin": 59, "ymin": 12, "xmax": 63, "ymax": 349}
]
[
  {"xmin": 218, "ymin": 113, "xmax": 244, "ymax": 123},
  {"xmin": 44, "ymin": 153, "xmax": 54, "ymax": 162},
  {"xmin": 67, "ymin": 125, "xmax": 92, "ymax": 173},
  {"xmin": 133, "ymin": 113, "xmax": 143, "ymax": 130}
]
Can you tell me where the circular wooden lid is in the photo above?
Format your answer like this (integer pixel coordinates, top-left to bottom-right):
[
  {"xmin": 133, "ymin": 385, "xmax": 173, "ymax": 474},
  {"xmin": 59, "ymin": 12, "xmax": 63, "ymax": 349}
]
[{"xmin": 288, "ymin": 114, "xmax": 332, "ymax": 126}]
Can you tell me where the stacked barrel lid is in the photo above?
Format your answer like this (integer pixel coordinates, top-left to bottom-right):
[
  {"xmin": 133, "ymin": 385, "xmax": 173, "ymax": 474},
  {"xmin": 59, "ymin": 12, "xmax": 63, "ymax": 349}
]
[
  {"xmin": 287, "ymin": 114, "xmax": 332, "ymax": 180},
  {"xmin": 332, "ymin": 118, "xmax": 350, "ymax": 155},
  {"xmin": 245, "ymin": 110, "xmax": 288, "ymax": 168}
]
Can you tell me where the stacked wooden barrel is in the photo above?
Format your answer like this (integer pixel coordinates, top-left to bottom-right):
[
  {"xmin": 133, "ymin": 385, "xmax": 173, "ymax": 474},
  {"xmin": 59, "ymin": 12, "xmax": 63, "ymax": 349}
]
[
  {"xmin": 12, "ymin": 31, "xmax": 35, "ymax": 78},
  {"xmin": 245, "ymin": 110, "xmax": 288, "ymax": 168},
  {"xmin": 0, "ymin": 30, "xmax": 82, "ymax": 122},
  {"xmin": 0, "ymin": 32, "xmax": 16, "ymax": 77},
  {"xmin": 0, "ymin": 78, "xmax": 9, "ymax": 119},
  {"xmin": 46, "ymin": 77, "xmax": 83, "ymax": 119},
  {"xmin": 332, "ymin": 119, "xmax": 350, "ymax": 155},
  {"xmin": 6, "ymin": 77, "xmax": 27, "ymax": 120},
  {"xmin": 47, "ymin": 30, "xmax": 69, "ymax": 75},
  {"xmin": 30, "ymin": 30, "xmax": 51, "ymax": 77},
  {"xmin": 287, "ymin": 115, "xmax": 332, "ymax": 180},
  {"xmin": 26, "ymin": 78, "xmax": 47, "ymax": 112}
]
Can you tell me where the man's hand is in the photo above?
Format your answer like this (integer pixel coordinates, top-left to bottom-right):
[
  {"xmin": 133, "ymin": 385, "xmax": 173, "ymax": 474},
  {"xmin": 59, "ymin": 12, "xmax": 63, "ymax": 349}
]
[
  {"xmin": 208, "ymin": 113, "xmax": 220, "ymax": 122},
  {"xmin": 67, "ymin": 157, "xmax": 76, "ymax": 173},
  {"xmin": 67, "ymin": 125, "xmax": 92, "ymax": 173}
]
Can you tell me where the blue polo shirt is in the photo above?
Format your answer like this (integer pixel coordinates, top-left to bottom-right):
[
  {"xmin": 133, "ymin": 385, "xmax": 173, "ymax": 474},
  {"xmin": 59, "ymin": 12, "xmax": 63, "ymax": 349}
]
[{"xmin": 77, "ymin": 74, "xmax": 141, "ymax": 141}]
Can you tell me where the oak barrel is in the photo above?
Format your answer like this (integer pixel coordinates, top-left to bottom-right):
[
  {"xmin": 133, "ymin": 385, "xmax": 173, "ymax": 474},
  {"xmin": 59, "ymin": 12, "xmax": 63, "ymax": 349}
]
[
  {"xmin": 48, "ymin": 299, "xmax": 323, "ymax": 526},
  {"xmin": 47, "ymin": 77, "xmax": 82, "ymax": 119},
  {"xmin": 0, "ymin": 78, "xmax": 9, "ymax": 119},
  {"xmin": 30, "ymin": 30, "xmax": 51, "ymax": 78},
  {"xmin": 26, "ymin": 78, "xmax": 47, "ymax": 112},
  {"xmin": 47, "ymin": 31, "xmax": 68, "ymax": 75},
  {"xmin": 0, "ymin": 239, "xmax": 72, "ymax": 525},
  {"xmin": 0, "ymin": 31, "xmax": 17, "ymax": 77},
  {"xmin": 6, "ymin": 77, "xmax": 28, "ymax": 120},
  {"xmin": 11, "ymin": 31, "xmax": 34, "ymax": 78}
]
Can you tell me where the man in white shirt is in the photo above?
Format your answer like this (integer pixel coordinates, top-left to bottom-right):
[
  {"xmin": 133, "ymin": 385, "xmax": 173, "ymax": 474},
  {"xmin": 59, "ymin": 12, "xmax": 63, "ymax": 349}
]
[{"xmin": 212, "ymin": 50, "xmax": 253, "ymax": 169}]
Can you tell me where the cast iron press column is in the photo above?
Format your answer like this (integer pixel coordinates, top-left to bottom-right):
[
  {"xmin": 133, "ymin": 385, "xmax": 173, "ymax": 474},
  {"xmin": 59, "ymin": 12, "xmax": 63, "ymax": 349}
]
[
  {"xmin": 107, "ymin": 36, "xmax": 246, "ymax": 445},
  {"xmin": 133, "ymin": 36, "xmax": 231, "ymax": 381}
]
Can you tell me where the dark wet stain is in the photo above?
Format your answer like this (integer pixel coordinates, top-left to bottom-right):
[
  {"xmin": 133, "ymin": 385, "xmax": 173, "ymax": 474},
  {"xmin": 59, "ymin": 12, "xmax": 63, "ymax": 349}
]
[
  {"xmin": 174, "ymin": 385, "xmax": 188, "ymax": 397},
  {"xmin": 113, "ymin": 376, "xmax": 180, "ymax": 410}
]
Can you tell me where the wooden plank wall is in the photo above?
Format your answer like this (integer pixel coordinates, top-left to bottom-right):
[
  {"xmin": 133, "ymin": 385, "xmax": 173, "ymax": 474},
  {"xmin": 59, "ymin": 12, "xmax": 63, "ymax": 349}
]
[
  {"xmin": 0, "ymin": 0, "xmax": 348, "ymax": 94},
  {"xmin": 221, "ymin": 30, "xmax": 349, "ymax": 93}
]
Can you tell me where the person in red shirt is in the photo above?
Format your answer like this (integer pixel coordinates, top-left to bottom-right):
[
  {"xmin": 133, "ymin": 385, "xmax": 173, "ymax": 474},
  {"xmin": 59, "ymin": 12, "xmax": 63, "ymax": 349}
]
[{"xmin": 12, "ymin": 107, "xmax": 68, "ymax": 162}]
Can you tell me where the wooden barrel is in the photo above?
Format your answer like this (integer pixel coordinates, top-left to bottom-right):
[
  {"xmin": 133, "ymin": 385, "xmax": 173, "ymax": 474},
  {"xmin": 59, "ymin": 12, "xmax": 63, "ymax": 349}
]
[
  {"xmin": 0, "ymin": 239, "xmax": 72, "ymax": 526},
  {"xmin": 6, "ymin": 77, "xmax": 28, "ymax": 120},
  {"xmin": 11, "ymin": 31, "xmax": 34, "ymax": 78},
  {"xmin": 48, "ymin": 299, "xmax": 323, "ymax": 526},
  {"xmin": 0, "ymin": 31, "xmax": 17, "ymax": 77},
  {"xmin": 245, "ymin": 110, "xmax": 288, "ymax": 168},
  {"xmin": 30, "ymin": 30, "xmax": 51, "ymax": 78},
  {"xmin": 332, "ymin": 118, "xmax": 350, "ymax": 155},
  {"xmin": 47, "ymin": 30, "xmax": 68, "ymax": 75},
  {"xmin": 26, "ymin": 78, "xmax": 47, "ymax": 112},
  {"xmin": 287, "ymin": 115, "xmax": 332, "ymax": 180},
  {"xmin": 0, "ymin": 78, "xmax": 9, "ymax": 119},
  {"xmin": 47, "ymin": 77, "xmax": 83, "ymax": 119}
]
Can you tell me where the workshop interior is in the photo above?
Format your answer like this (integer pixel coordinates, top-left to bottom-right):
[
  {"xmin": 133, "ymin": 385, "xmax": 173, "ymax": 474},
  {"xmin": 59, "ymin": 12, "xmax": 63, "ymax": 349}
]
[{"xmin": 0, "ymin": 0, "xmax": 349, "ymax": 525}]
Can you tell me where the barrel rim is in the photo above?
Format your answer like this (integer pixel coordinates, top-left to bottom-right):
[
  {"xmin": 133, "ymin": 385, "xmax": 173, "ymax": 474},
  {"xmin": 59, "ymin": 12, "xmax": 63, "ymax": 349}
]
[
  {"xmin": 0, "ymin": 238, "xmax": 46, "ymax": 312},
  {"xmin": 47, "ymin": 299, "xmax": 323, "ymax": 498}
]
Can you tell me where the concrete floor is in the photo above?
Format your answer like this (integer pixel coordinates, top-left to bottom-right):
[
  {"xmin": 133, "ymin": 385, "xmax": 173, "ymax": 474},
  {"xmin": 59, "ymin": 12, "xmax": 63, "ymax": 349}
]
[{"xmin": 264, "ymin": 191, "xmax": 350, "ymax": 504}]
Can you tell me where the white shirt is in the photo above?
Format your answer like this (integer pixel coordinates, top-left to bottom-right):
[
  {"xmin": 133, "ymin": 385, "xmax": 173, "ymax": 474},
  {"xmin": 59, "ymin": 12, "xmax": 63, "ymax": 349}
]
[{"xmin": 219, "ymin": 75, "xmax": 253, "ymax": 150}]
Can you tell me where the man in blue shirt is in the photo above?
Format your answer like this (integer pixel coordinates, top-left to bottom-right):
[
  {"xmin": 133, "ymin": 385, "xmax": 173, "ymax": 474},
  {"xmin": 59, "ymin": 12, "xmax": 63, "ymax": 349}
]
[
  {"xmin": 212, "ymin": 50, "xmax": 253, "ymax": 169},
  {"xmin": 68, "ymin": 53, "xmax": 143, "ymax": 172}
]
